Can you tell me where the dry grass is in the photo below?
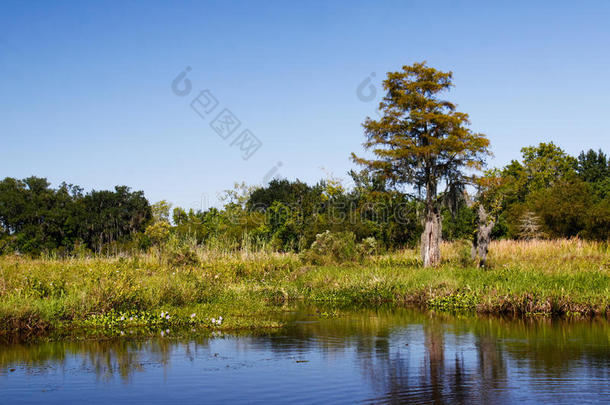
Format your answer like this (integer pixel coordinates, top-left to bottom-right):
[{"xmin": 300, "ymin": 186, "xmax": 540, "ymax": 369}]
[{"xmin": 0, "ymin": 238, "xmax": 608, "ymax": 340}]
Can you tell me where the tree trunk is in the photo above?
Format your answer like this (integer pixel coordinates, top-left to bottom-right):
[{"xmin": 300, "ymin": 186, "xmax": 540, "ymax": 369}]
[
  {"xmin": 472, "ymin": 205, "xmax": 495, "ymax": 267},
  {"xmin": 421, "ymin": 207, "xmax": 442, "ymax": 267}
]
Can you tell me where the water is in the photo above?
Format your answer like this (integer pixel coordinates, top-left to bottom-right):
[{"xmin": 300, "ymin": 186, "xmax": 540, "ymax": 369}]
[{"xmin": 1, "ymin": 308, "xmax": 608, "ymax": 404}]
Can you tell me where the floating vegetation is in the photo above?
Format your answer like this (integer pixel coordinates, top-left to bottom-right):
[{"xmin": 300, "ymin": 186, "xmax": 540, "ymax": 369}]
[{"xmin": 427, "ymin": 292, "xmax": 479, "ymax": 311}]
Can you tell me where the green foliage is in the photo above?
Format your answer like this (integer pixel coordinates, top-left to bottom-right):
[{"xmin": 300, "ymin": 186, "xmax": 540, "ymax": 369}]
[
  {"xmin": 1, "ymin": 239, "xmax": 608, "ymax": 339},
  {"xmin": 0, "ymin": 144, "xmax": 608, "ymax": 260},
  {"xmin": 351, "ymin": 62, "xmax": 490, "ymax": 266},
  {"xmin": 301, "ymin": 231, "xmax": 359, "ymax": 264},
  {"xmin": 352, "ymin": 62, "xmax": 490, "ymax": 194},
  {"xmin": 428, "ymin": 291, "xmax": 478, "ymax": 311},
  {"xmin": 145, "ymin": 221, "xmax": 171, "ymax": 247},
  {"xmin": 577, "ymin": 149, "xmax": 610, "ymax": 199},
  {"xmin": 151, "ymin": 200, "xmax": 172, "ymax": 223},
  {"xmin": 172, "ymin": 207, "xmax": 188, "ymax": 225},
  {"xmin": 577, "ymin": 149, "xmax": 609, "ymax": 184},
  {"xmin": 491, "ymin": 144, "xmax": 610, "ymax": 241},
  {"xmin": 301, "ymin": 231, "xmax": 379, "ymax": 264},
  {"xmin": 527, "ymin": 180, "xmax": 592, "ymax": 238},
  {"xmin": 247, "ymin": 179, "xmax": 314, "ymax": 211},
  {"xmin": 358, "ymin": 237, "xmax": 378, "ymax": 256},
  {"xmin": 0, "ymin": 177, "xmax": 151, "ymax": 255},
  {"xmin": 207, "ymin": 174, "xmax": 424, "ymax": 253},
  {"xmin": 583, "ymin": 196, "xmax": 610, "ymax": 240},
  {"xmin": 441, "ymin": 201, "xmax": 476, "ymax": 241},
  {"xmin": 519, "ymin": 142, "xmax": 578, "ymax": 193},
  {"xmin": 164, "ymin": 235, "xmax": 200, "ymax": 268},
  {"xmin": 82, "ymin": 309, "xmax": 184, "ymax": 330}
]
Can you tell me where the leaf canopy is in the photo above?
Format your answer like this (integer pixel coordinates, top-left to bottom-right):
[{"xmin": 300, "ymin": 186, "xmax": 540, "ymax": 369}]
[{"xmin": 352, "ymin": 62, "xmax": 490, "ymax": 203}]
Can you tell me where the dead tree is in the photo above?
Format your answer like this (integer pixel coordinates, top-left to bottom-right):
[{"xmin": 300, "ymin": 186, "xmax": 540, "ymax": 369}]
[
  {"xmin": 472, "ymin": 204, "xmax": 495, "ymax": 267},
  {"xmin": 518, "ymin": 211, "xmax": 545, "ymax": 240}
]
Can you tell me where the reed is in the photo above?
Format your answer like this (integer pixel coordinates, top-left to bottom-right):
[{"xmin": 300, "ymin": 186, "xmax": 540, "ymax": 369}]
[{"xmin": 0, "ymin": 239, "xmax": 607, "ymax": 340}]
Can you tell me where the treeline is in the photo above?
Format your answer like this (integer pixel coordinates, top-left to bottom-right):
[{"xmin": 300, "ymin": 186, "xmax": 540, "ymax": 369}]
[
  {"xmin": 0, "ymin": 143, "xmax": 608, "ymax": 256},
  {"xmin": 488, "ymin": 144, "xmax": 609, "ymax": 240},
  {"xmin": 169, "ymin": 171, "xmax": 421, "ymax": 251},
  {"xmin": 0, "ymin": 177, "xmax": 151, "ymax": 255},
  {"xmin": 167, "ymin": 143, "xmax": 609, "ymax": 252}
]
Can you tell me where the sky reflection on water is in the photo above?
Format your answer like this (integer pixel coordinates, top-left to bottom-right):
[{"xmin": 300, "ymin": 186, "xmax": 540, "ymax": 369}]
[{"xmin": 1, "ymin": 308, "xmax": 608, "ymax": 404}]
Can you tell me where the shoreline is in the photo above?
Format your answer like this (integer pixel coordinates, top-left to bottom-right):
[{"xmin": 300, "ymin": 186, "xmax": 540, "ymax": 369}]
[
  {"xmin": 1, "ymin": 239, "xmax": 608, "ymax": 341},
  {"xmin": 1, "ymin": 297, "xmax": 607, "ymax": 344}
]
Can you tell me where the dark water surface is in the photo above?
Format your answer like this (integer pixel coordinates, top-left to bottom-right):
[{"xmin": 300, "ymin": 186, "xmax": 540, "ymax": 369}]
[{"xmin": 1, "ymin": 308, "xmax": 609, "ymax": 404}]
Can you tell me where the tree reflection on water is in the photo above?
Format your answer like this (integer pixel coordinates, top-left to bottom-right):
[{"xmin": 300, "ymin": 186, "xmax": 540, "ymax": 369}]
[{"xmin": 1, "ymin": 308, "xmax": 608, "ymax": 403}]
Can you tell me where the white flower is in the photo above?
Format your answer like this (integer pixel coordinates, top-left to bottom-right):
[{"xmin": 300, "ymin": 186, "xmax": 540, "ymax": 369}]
[
  {"xmin": 211, "ymin": 318, "xmax": 216, "ymax": 323},
  {"xmin": 120, "ymin": 316, "xmax": 125, "ymax": 321},
  {"xmin": 129, "ymin": 317, "xmax": 133, "ymax": 321},
  {"xmin": 218, "ymin": 316, "xmax": 223, "ymax": 321},
  {"xmin": 190, "ymin": 313, "xmax": 196, "ymax": 318},
  {"xmin": 166, "ymin": 314, "xmax": 170, "ymax": 320}
]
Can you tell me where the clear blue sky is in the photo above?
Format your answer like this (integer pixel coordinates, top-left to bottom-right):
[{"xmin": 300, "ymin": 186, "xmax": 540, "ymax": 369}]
[{"xmin": 2, "ymin": 1, "xmax": 609, "ymax": 210}]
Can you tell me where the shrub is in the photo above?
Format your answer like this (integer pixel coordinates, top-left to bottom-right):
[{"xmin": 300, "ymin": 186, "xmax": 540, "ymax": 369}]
[
  {"xmin": 164, "ymin": 235, "xmax": 200, "ymax": 268},
  {"xmin": 301, "ymin": 231, "xmax": 378, "ymax": 264},
  {"xmin": 301, "ymin": 231, "xmax": 357, "ymax": 264},
  {"xmin": 166, "ymin": 246, "xmax": 200, "ymax": 268},
  {"xmin": 358, "ymin": 237, "xmax": 378, "ymax": 256}
]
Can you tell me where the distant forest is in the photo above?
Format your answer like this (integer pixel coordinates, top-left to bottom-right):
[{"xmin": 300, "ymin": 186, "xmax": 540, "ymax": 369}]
[{"xmin": 0, "ymin": 143, "xmax": 608, "ymax": 256}]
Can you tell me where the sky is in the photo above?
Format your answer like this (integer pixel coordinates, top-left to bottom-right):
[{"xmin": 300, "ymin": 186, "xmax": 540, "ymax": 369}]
[{"xmin": 1, "ymin": 0, "xmax": 609, "ymax": 210}]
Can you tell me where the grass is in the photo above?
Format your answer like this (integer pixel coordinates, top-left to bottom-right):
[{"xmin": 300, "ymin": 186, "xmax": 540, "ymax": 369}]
[{"xmin": 0, "ymin": 239, "xmax": 608, "ymax": 341}]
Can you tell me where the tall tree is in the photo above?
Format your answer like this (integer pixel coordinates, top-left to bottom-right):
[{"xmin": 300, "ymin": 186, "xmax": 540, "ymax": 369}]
[
  {"xmin": 577, "ymin": 149, "xmax": 608, "ymax": 184},
  {"xmin": 519, "ymin": 142, "xmax": 577, "ymax": 194},
  {"xmin": 352, "ymin": 62, "xmax": 490, "ymax": 266},
  {"xmin": 577, "ymin": 149, "xmax": 610, "ymax": 199}
]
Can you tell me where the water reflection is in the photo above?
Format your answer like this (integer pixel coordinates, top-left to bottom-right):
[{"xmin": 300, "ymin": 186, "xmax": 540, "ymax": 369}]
[{"xmin": 1, "ymin": 308, "xmax": 608, "ymax": 404}]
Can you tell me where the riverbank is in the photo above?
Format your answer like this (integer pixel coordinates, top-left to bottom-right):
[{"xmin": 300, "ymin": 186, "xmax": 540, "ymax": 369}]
[{"xmin": 1, "ymin": 239, "xmax": 608, "ymax": 340}]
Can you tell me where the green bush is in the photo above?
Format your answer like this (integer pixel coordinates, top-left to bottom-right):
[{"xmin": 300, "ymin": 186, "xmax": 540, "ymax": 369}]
[
  {"xmin": 301, "ymin": 231, "xmax": 378, "ymax": 264},
  {"xmin": 357, "ymin": 237, "xmax": 378, "ymax": 256},
  {"xmin": 164, "ymin": 235, "xmax": 200, "ymax": 268}
]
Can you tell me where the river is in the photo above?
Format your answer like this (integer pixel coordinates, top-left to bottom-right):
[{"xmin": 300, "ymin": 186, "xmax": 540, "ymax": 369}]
[{"xmin": 1, "ymin": 307, "xmax": 608, "ymax": 404}]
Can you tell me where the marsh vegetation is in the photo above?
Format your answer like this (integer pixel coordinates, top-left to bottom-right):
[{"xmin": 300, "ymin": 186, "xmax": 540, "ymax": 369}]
[{"xmin": 0, "ymin": 238, "xmax": 607, "ymax": 340}]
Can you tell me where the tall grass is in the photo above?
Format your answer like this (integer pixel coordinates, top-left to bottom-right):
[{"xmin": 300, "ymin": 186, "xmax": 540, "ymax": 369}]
[{"xmin": 0, "ymin": 239, "xmax": 608, "ymax": 339}]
